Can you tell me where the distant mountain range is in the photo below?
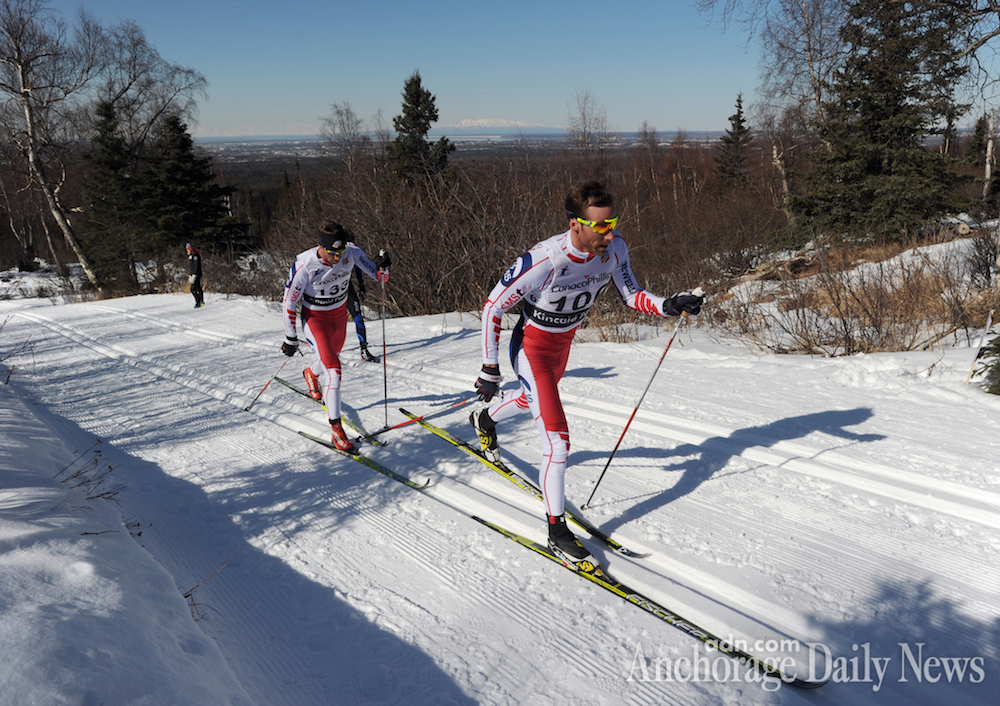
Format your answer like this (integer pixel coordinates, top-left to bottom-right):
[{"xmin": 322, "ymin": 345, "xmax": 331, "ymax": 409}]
[
  {"xmin": 195, "ymin": 123, "xmax": 726, "ymax": 145},
  {"xmin": 437, "ymin": 119, "xmax": 566, "ymax": 136}
]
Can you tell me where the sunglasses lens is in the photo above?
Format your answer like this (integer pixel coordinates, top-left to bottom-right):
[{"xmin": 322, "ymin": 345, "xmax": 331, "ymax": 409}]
[{"xmin": 578, "ymin": 215, "xmax": 618, "ymax": 234}]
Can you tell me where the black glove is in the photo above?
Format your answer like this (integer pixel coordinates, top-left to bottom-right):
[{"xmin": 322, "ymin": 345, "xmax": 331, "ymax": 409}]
[
  {"xmin": 664, "ymin": 287, "xmax": 705, "ymax": 316},
  {"xmin": 375, "ymin": 249, "xmax": 391, "ymax": 271},
  {"xmin": 281, "ymin": 336, "xmax": 299, "ymax": 356},
  {"xmin": 475, "ymin": 364, "xmax": 502, "ymax": 402}
]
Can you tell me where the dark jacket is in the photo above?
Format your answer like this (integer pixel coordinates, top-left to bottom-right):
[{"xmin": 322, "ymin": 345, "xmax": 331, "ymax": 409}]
[{"xmin": 188, "ymin": 249, "xmax": 202, "ymax": 277}]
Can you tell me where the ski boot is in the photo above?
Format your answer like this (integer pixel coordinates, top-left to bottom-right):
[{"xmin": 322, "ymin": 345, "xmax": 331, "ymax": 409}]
[
  {"xmin": 547, "ymin": 515, "xmax": 601, "ymax": 574},
  {"xmin": 303, "ymin": 368, "xmax": 323, "ymax": 401},
  {"xmin": 470, "ymin": 409, "xmax": 501, "ymax": 464},
  {"xmin": 330, "ymin": 419, "xmax": 357, "ymax": 453}
]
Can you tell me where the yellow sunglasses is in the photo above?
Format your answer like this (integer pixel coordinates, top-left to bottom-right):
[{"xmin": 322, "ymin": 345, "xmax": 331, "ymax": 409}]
[{"xmin": 574, "ymin": 215, "xmax": 619, "ymax": 234}]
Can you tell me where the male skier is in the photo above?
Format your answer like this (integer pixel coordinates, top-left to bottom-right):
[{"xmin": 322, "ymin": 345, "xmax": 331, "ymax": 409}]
[
  {"xmin": 471, "ymin": 181, "xmax": 703, "ymax": 569},
  {"xmin": 281, "ymin": 220, "xmax": 390, "ymax": 451}
]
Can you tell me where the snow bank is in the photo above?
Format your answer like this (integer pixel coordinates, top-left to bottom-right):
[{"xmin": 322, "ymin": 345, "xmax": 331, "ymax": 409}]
[{"xmin": 0, "ymin": 383, "xmax": 253, "ymax": 705}]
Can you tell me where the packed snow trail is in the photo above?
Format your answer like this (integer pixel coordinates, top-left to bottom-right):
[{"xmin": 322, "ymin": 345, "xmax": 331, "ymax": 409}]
[{"xmin": 3, "ymin": 293, "xmax": 997, "ymax": 705}]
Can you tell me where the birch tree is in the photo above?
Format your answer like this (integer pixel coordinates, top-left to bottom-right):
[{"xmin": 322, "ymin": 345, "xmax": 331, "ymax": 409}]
[
  {"xmin": 0, "ymin": 0, "xmax": 105, "ymax": 286},
  {"xmin": 0, "ymin": 0, "xmax": 206, "ymax": 289}
]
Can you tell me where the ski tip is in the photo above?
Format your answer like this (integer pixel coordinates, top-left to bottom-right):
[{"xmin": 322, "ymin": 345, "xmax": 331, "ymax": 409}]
[
  {"xmin": 788, "ymin": 677, "xmax": 830, "ymax": 690},
  {"xmin": 619, "ymin": 549, "xmax": 651, "ymax": 559}
]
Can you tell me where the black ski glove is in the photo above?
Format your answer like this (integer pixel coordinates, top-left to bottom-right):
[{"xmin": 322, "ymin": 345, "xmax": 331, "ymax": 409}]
[
  {"xmin": 375, "ymin": 249, "xmax": 391, "ymax": 284},
  {"xmin": 475, "ymin": 364, "xmax": 502, "ymax": 402},
  {"xmin": 664, "ymin": 287, "xmax": 705, "ymax": 316},
  {"xmin": 281, "ymin": 336, "xmax": 299, "ymax": 356}
]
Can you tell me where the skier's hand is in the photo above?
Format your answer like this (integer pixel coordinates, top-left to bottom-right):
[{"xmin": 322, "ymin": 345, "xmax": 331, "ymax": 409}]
[
  {"xmin": 475, "ymin": 364, "xmax": 502, "ymax": 402},
  {"xmin": 281, "ymin": 336, "xmax": 299, "ymax": 357},
  {"xmin": 375, "ymin": 249, "xmax": 391, "ymax": 284},
  {"xmin": 189, "ymin": 274, "xmax": 197, "ymax": 285},
  {"xmin": 664, "ymin": 287, "xmax": 705, "ymax": 316}
]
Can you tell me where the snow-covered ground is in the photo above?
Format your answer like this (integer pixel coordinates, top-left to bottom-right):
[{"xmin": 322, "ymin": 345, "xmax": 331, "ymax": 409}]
[{"xmin": 1, "ymin": 278, "xmax": 998, "ymax": 704}]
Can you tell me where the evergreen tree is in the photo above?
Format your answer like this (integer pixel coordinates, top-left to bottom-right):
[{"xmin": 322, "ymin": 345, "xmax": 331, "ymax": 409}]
[
  {"xmin": 386, "ymin": 71, "xmax": 455, "ymax": 181},
  {"xmin": 715, "ymin": 93, "xmax": 753, "ymax": 188},
  {"xmin": 965, "ymin": 113, "xmax": 989, "ymax": 167},
  {"xmin": 789, "ymin": 1, "xmax": 972, "ymax": 242},
  {"xmin": 975, "ymin": 333, "xmax": 1000, "ymax": 395},
  {"xmin": 78, "ymin": 101, "xmax": 143, "ymax": 291},
  {"xmin": 139, "ymin": 114, "xmax": 238, "ymax": 258}
]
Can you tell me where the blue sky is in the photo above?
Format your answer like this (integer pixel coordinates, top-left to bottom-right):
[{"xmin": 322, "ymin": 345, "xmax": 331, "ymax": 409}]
[{"xmin": 59, "ymin": 0, "xmax": 762, "ymax": 138}]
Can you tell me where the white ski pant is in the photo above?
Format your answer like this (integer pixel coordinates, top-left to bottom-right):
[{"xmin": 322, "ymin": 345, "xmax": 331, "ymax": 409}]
[{"xmin": 487, "ymin": 325, "xmax": 573, "ymax": 518}]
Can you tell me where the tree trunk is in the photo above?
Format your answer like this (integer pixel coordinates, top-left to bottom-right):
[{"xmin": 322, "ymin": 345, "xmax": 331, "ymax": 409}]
[
  {"xmin": 772, "ymin": 144, "xmax": 794, "ymax": 226},
  {"xmin": 985, "ymin": 108, "xmax": 995, "ymax": 198},
  {"xmin": 18, "ymin": 85, "xmax": 102, "ymax": 292}
]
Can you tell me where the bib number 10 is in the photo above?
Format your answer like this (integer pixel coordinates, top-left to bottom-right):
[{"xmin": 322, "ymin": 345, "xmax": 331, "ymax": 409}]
[{"xmin": 552, "ymin": 291, "xmax": 592, "ymax": 312}]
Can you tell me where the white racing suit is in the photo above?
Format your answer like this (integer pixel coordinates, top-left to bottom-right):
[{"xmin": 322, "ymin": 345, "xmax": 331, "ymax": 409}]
[
  {"xmin": 481, "ymin": 230, "xmax": 669, "ymax": 517},
  {"xmin": 283, "ymin": 245, "xmax": 380, "ymax": 422}
]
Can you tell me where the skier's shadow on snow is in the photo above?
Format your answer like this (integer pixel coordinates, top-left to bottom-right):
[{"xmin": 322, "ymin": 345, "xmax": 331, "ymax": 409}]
[
  {"xmin": 26, "ymin": 401, "xmax": 479, "ymax": 705},
  {"xmin": 563, "ymin": 366, "xmax": 616, "ymax": 379},
  {"xmin": 589, "ymin": 407, "xmax": 885, "ymax": 533},
  {"xmin": 377, "ymin": 326, "xmax": 479, "ymax": 357}
]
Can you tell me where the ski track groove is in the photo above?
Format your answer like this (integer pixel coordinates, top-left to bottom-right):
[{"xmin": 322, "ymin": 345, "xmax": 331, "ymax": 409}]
[
  {"xmin": 23, "ymin": 406, "xmax": 335, "ymax": 703},
  {"xmin": 20, "ymin": 306, "xmax": 959, "ymax": 703},
  {"xmin": 81, "ymin": 302, "xmax": 275, "ymax": 350},
  {"xmin": 587, "ymin": 435, "xmax": 999, "ymax": 602},
  {"xmin": 391, "ymin": 361, "xmax": 829, "ymax": 644},
  {"xmin": 399, "ymin": 358, "xmax": 1000, "ymax": 653},
  {"xmin": 9, "ymin": 312, "xmax": 460, "ymax": 702},
  {"xmin": 404, "ymin": 357, "xmax": 1000, "ymax": 530},
  {"xmin": 13, "ymin": 308, "xmax": 642, "ymax": 702}
]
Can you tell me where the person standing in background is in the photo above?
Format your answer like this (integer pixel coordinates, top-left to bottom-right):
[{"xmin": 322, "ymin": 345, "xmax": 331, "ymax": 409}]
[{"xmin": 186, "ymin": 243, "xmax": 204, "ymax": 308}]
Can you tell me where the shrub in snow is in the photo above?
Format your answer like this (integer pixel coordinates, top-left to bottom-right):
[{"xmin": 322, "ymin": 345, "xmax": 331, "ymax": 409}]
[{"xmin": 976, "ymin": 334, "xmax": 1000, "ymax": 395}]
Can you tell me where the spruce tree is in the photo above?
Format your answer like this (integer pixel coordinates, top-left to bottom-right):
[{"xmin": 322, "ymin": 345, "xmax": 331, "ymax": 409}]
[
  {"xmin": 78, "ymin": 101, "xmax": 143, "ymax": 291},
  {"xmin": 789, "ymin": 1, "xmax": 971, "ymax": 242},
  {"xmin": 976, "ymin": 333, "xmax": 1000, "ymax": 395},
  {"xmin": 965, "ymin": 113, "xmax": 989, "ymax": 167},
  {"xmin": 386, "ymin": 71, "xmax": 454, "ymax": 181},
  {"xmin": 139, "ymin": 114, "xmax": 236, "ymax": 258},
  {"xmin": 716, "ymin": 93, "xmax": 753, "ymax": 188}
]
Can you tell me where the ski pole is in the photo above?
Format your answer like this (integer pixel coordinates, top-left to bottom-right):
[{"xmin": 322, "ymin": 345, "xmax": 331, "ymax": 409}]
[
  {"xmin": 965, "ymin": 307, "xmax": 995, "ymax": 384},
  {"xmin": 245, "ymin": 357, "xmax": 292, "ymax": 411},
  {"xmin": 581, "ymin": 309, "xmax": 692, "ymax": 510},
  {"xmin": 379, "ymin": 251, "xmax": 389, "ymax": 427},
  {"xmin": 352, "ymin": 396, "xmax": 478, "ymax": 444}
]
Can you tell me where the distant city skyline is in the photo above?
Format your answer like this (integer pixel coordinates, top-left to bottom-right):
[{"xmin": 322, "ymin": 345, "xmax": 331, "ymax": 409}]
[{"xmin": 71, "ymin": 0, "xmax": 764, "ymax": 138}]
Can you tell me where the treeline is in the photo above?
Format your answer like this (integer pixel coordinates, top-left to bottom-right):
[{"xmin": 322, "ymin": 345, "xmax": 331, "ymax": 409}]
[{"xmin": 3, "ymin": 0, "xmax": 1000, "ymax": 357}]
